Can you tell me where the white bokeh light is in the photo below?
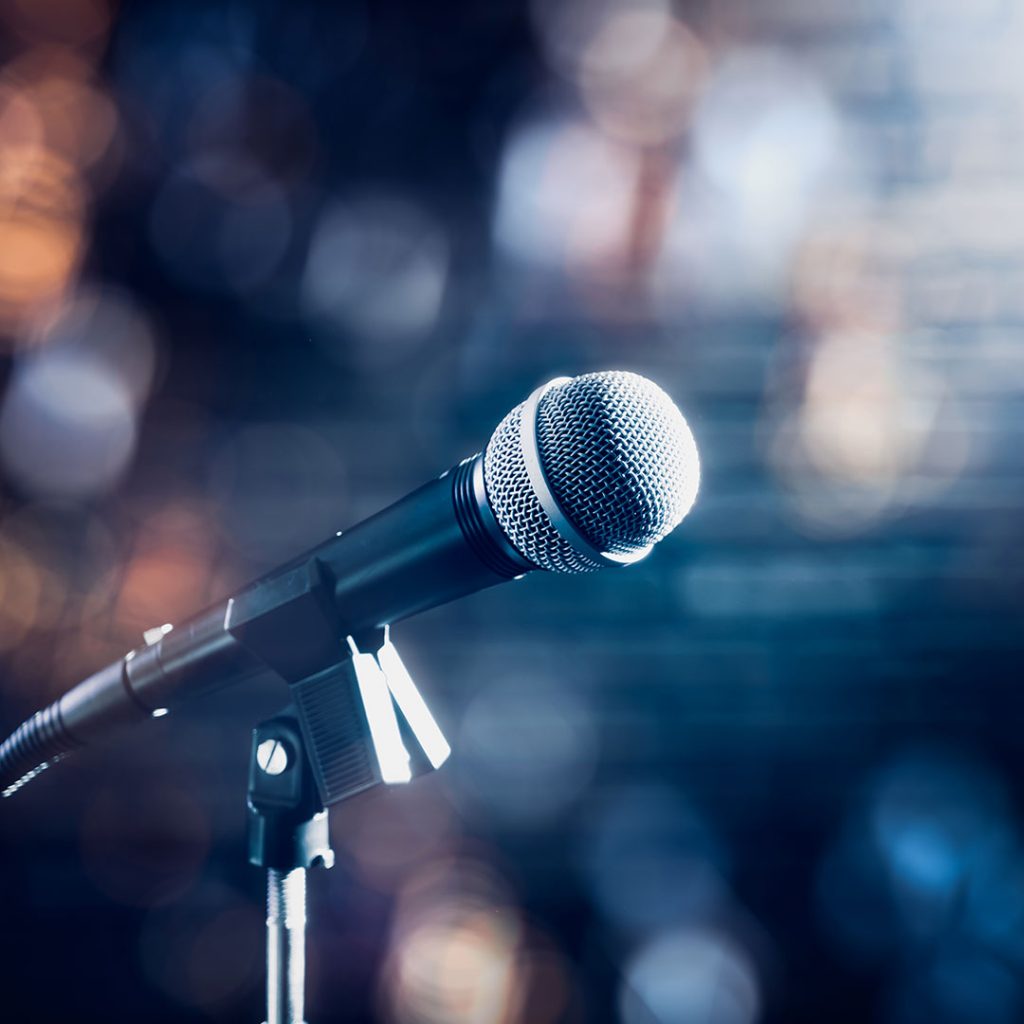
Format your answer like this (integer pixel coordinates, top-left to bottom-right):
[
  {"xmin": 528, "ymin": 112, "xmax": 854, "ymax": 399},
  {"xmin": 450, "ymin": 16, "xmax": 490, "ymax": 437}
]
[
  {"xmin": 30, "ymin": 286, "xmax": 159, "ymax": 406},
  {"xmin": 494, "ymin": 114, "xmax": 639, "ymax": 273},
  {"xmin": 619, "ymin": 927, "xmax": 761, "ymax": 1024},
  {"xmin": 653, "ymin": 49, "xmax": 848, "ymax": 310},
  {"xmin": 303, "ymin": 196, "xmax": 449, "ymax": 364},
  {"xmin": 0, "ymin": 350, "xmax": 137, "ymax": 498},
  {"xmin": 695, "ymin": 50, "xmax": 838, "ymax": 221}
]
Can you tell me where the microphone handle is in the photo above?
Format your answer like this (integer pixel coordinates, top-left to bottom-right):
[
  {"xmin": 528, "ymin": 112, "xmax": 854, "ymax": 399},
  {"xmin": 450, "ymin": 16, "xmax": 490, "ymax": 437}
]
[{"xmin": 0, "ymin": 455, "xmax": 530, "ymax": 793}]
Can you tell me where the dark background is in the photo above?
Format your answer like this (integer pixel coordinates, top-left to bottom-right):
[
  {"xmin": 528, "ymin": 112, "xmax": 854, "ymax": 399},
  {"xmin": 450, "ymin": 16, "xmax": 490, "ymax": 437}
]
[{"xmin": 1, "ymin": 0, "xmax": 1023, "ymax": 1022}]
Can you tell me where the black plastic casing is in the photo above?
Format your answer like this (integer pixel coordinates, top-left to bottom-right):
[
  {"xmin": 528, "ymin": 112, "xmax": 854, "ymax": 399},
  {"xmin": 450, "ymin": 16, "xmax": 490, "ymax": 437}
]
[{"xmin": 15, "ymin": 455, "xmax": 531, "ymax": 780}]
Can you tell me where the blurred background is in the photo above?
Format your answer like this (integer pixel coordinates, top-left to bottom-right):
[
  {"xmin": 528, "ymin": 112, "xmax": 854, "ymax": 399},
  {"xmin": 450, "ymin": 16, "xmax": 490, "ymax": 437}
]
[{"xmin": 1, "ymin": 0, "xmax": 1022, "ymax": 1021}]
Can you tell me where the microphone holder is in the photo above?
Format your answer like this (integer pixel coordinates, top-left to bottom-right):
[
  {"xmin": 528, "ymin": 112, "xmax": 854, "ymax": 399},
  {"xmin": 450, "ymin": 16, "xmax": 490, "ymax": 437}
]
[
  {"xmin": 244, "ymin": 629, "xmax": 450, "ymax": 1024},
  {"xmin": 248, "ymin": 712, "xmax": 332, "ymax": 1024}
]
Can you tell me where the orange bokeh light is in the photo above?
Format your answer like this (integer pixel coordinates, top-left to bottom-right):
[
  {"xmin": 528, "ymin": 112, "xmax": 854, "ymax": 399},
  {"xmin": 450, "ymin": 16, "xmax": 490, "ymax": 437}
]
[
  {"xmin": 5, "ymin": 0, "xmax": 112, "ymax": 52},
  {"xmin": 0, "ymin": 144, "xmax": 86, "ymax": 337}
]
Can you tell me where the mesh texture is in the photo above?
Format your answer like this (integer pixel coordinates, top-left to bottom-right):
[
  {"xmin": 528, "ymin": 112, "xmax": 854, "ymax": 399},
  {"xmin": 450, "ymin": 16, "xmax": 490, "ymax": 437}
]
[
  {"xmin": 484, "ymin": 402, "xmax": 606, "ymax": 573},
  {"xmin": 483, "ymin": 371, "xmax": 699, "ymax": 574}
]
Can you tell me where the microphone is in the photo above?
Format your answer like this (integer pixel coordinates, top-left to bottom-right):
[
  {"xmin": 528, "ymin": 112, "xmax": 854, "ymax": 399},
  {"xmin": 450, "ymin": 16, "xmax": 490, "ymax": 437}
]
[{"xmin": 0, "ymin": 371, "xmax": 700, "ymax": 793}]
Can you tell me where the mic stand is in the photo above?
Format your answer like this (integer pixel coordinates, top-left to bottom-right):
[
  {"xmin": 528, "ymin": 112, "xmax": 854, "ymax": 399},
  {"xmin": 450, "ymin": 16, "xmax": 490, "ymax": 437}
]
[
  {"xmin": 248, "ymin": 711, "xmax": 335, "ymax": 1024},
  {"xmin": 242, "ymin": 629, "xmax": 450, "ymax": 1024}
]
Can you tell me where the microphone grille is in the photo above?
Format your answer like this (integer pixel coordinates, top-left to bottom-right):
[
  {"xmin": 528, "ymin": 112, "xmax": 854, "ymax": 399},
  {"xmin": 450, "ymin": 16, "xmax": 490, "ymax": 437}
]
[{"xmin": 483, "ymin": 371, "xmax": 700, "ymax": 573}]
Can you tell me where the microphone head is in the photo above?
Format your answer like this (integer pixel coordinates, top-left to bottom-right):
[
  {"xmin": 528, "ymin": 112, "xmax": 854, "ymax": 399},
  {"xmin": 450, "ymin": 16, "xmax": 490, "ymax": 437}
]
[{"xmin": 483, "ymin": 371, "xmax": 700, "ymax": 573}]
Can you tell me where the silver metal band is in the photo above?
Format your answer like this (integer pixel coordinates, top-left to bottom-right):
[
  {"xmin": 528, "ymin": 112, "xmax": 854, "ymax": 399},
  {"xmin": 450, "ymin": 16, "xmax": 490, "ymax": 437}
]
[{"xmin": 519, "ymin": 378, "xmax": 648, "ymax": 567}]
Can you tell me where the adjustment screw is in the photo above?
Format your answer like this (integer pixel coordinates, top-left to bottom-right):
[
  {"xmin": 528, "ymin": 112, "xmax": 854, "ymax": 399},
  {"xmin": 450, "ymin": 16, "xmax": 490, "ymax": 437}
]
[{"xmin": 256, "ymin": 738, "xmax": 290, "ymax": 776}]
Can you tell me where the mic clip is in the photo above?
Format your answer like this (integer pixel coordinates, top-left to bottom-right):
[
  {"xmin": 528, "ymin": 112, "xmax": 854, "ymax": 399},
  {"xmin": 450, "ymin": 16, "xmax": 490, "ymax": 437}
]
[
  {"xmin": 248, "ymin": 627, "xmax": 450, "ymax": 872},
  {"xmin": 285, "ymin": 626, "xmax": 450, "ymax": 810}
]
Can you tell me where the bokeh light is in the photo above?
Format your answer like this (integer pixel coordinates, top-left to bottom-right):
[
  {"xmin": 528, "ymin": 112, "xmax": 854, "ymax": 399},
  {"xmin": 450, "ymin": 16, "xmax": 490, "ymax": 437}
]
[
  {"xmin": 652, "ymin": 48, "xmax": 847, "ymax": 312},
  {"xmin": 0, "ymin": 503, "xmax": 121, "ymax": 685},
  {"xmin": 0, "ymin": 531, "xmax": 50, "ymax": 656},
  {"xmin": 0, "ymin": 346, "xmax": 138, "ymax": 498},
  {"xmin": 619, "ymin": 926, "xmax": 761, "ymax": 1024},
  {"xmin": 331, "ymin": 775, "xmax": 457, "ymax": 891},
  {"xmin": 303, "ymin": 196, "xmax": 450, "ymax": 365},
  {"xmin": 185, "ymin": 73, "xmax": 317, "ymax": 188},
  {"xmin": 1, "ymin": 48, "xmax": 119, "ymax": 169},
  {"xmin": 494, "ymin": 114, "xmax": 642, "ymax": 280},
  {"xmin": 383, "ymin": 857, "xmax": 527, "ymax": 1024},
  {"xmin": 887, "ymin": 947, "xmax": 1023, "ymax": 1024},
  {"xmin": 530, "ymin": 0, "xmax": 669, "ymax": 86},
  {"xmin": 818, "ymin": 747, "xmax": 1024, "ymax": 1023},
  {"xmin": 693, "ymin": 50, "xmax": 839, "ymax": 232},
  {"xmin": 578, "ymin": 783, "xmax": 730, "ymax": 934},
  {"xmin": 451, "ymin": 669, "xmax": 599, "ymax": 826},
  {"xmin": 578, "ymin": 10, "xmax": 708, "ymax": 146},
  {"xmin": 0, "ymin": 144, "xmax": 86, "ymax": 337},
  {"xmin": 0, "ymin": 41, "xmax": 123, "ymax": 338},
  {"xmin": 149, "ymin": 161, "xmax": 294, "ymax": 295},
  {"xmin": 869, "ymin": 750, "xmax": 1015, "ymax": 943},
  {"xmin": 114, "ymin": 502, "xmax": 222, "ymax": 630},
  {"xmin": 30, "ymin": 285, "xmax": 160, "ymax": 402},
  {"xmin": 138, "ymin": 880, "xmax": 263, "ymax": 1014},
  {"xmin": 766, "ymin": 327, "xmax": 970, "ymax": 534},
  {"xmin": 4, "ymin": 0, "xmax": 112, "ymax": 50}
]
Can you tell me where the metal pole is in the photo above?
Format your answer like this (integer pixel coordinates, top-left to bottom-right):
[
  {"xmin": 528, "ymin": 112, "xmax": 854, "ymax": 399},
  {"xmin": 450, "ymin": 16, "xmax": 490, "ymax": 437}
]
[{"xmin": 266, "ymin": 867, "xmax": 307, "ymax": 1024}]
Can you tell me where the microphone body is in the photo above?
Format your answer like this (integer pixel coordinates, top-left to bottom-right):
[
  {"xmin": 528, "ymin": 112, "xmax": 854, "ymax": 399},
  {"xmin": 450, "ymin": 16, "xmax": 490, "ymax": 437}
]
[
  {"xmin": 4, "ymin": 455, "xmax": 527, "ymax": 782},
  {"xmin": 0, "ymin": 370, "xmax": 701, "ymax": 794}
]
